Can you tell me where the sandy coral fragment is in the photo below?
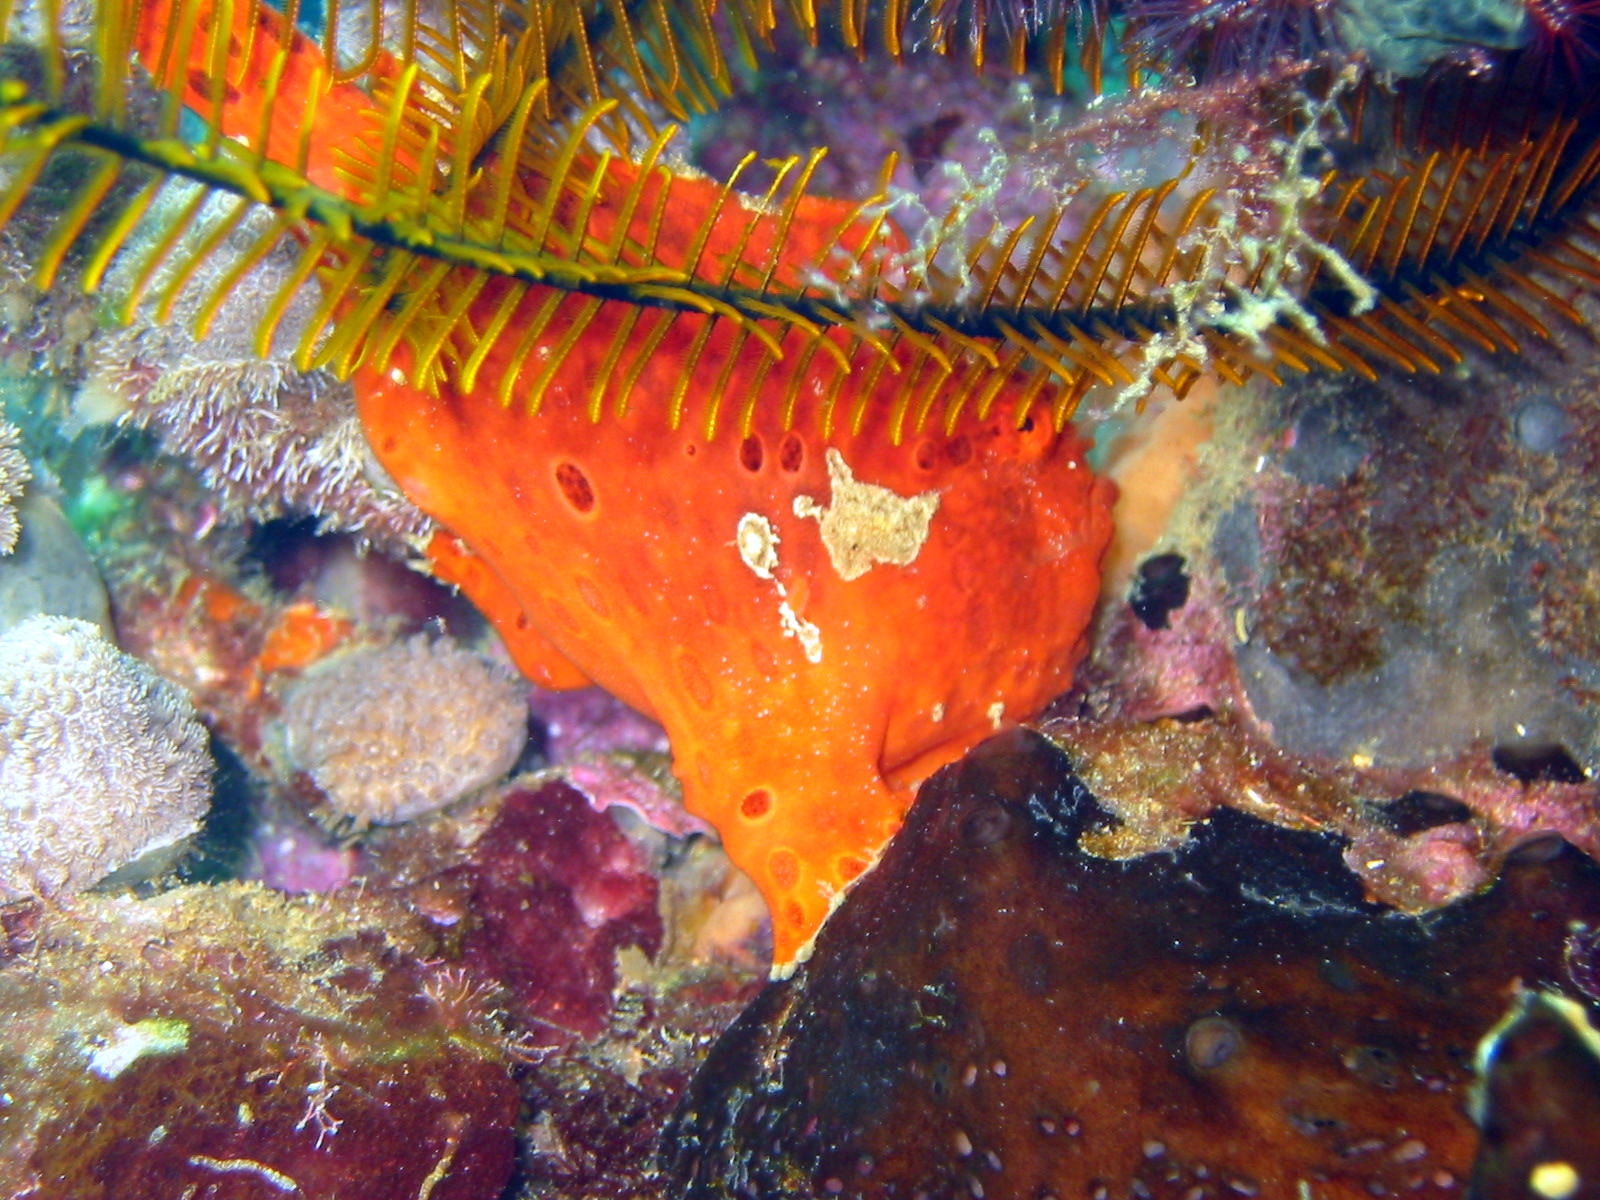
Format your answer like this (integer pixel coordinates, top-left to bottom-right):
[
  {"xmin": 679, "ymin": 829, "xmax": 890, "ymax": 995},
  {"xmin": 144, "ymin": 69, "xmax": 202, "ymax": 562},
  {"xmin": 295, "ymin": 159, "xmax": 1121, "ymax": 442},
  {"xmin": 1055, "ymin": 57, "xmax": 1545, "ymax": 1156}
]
[
  {"xmin": 735, "ymin": 513, "xmax": 780, "ymax": 579},
  {"xmin": 87, "ymin": 1017, "xmax": 190, "ymax": 1079},
  {"xmin": 794, "ymin": 448, "xmax": 939, "ymax": 581}
]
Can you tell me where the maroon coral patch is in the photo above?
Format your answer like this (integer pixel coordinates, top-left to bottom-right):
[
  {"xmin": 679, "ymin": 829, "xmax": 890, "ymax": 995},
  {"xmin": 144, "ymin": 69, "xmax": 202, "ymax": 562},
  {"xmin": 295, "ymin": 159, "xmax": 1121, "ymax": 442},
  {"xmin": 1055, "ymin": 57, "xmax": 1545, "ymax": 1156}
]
[{"xmin": 462, "ymin": 781, "xmax": 663, "ymax": 1044}]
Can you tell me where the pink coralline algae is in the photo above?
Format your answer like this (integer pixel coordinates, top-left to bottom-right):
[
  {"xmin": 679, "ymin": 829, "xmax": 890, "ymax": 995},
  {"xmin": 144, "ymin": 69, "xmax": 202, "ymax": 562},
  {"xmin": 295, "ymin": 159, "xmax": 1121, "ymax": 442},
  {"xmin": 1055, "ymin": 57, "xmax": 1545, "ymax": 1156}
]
[
  {"xmin": 6, "ymin": 0, "xmax": 1600, "ymax": 1194},
  {"xmin": 246, "ymin": 798, "xmax": 363, "ymax": 894},
  {"xmin": 527, "ymin": 685, "xmax": 713, "ymax": 838},
  {"xmin": 457, "ymin": 780, "xmax": 665, "ymax": 1046},
  {"xmin": 0, "ymin": 615, "xmax": 212, "ymax": 900}
]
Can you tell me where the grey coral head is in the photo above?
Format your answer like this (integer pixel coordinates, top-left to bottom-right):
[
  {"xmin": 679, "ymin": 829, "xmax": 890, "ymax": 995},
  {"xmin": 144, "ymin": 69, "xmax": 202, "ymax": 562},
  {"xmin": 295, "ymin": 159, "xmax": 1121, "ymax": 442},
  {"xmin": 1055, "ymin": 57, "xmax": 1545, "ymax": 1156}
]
[{"xmin": 0, "ymin": 616, "xmax": 212, "ymax": 900}]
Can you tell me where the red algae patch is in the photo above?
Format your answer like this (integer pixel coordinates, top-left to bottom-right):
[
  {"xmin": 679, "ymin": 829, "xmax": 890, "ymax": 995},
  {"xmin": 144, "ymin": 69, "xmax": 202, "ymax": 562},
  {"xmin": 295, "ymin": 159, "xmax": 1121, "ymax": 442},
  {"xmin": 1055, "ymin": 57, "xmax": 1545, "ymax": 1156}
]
[
  {"xmin": 0, "ymin": 883, "xmax": 520, "ymax": 1200},
  {"xmin": 456, "ymin": 780, "xmax": 664, "ymax": 1046}
]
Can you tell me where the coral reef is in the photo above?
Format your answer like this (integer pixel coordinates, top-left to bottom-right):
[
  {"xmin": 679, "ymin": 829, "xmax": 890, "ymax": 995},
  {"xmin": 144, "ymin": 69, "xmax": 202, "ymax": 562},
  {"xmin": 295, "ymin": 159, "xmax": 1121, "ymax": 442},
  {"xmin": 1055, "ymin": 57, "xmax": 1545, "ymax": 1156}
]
[
  {"xmin": 667, "ymin": 731, "xmax": 1600, "ymax": 1199},
  {"xmin": 277, "ymin": 635, "xmax": 528, "ymax": 827},
  {"xmin": 1332, "ymin": 0, "xmax": 1530, "ymax": 76},
  {"xmin": 1215, "ymin": 340, "xmax": 1600, "ymax": 772},
  {"xmin": 350, "ymin": 776, "xmax": 766, "ymax": 1193},
  {"xmin": 0, "ymin": 0, "xmax": 1599, "ymax": 1192},
  {"xmin": 0, "ymin": 757, "xmax": 765, "ymax": 1198},
  {"xmin": 0, "ymin": 615, "xmax": 212, "ymax": 900},
  {"xmin": 15, "ymin": 0, "xmax": 1600, "ymax": 970},
  {"xmin": 521, "ymin": 977, "xmax": 763, "ymax": 1200},
  {"xmin": 1121, "ymin": 0, "xmax": 1532, "ymax": 81},
  {"xmin": 368, "ymin": 361, "xmax": 1115, "ymax": 970}
]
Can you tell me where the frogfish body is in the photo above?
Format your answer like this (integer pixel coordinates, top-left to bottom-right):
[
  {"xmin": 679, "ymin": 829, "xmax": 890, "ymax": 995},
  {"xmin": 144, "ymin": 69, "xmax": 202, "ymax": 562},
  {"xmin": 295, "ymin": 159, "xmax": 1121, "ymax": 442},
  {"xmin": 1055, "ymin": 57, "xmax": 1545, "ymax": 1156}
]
[
  {"xmin": 358, "ymin": 284, "xmax": 1115, "ymax": 967},
  {"xmin": 134, "ymin": 0, "xmax": 1117, "ymax": 969}
]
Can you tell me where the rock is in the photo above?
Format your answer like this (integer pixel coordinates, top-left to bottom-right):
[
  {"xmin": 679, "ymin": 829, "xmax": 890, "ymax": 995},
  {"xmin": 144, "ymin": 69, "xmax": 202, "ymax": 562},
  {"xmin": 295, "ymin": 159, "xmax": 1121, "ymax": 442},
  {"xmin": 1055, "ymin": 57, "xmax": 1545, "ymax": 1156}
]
[{"xmin": 667, "ymin": 730, "xmax": 1600, "ymax": 1199}]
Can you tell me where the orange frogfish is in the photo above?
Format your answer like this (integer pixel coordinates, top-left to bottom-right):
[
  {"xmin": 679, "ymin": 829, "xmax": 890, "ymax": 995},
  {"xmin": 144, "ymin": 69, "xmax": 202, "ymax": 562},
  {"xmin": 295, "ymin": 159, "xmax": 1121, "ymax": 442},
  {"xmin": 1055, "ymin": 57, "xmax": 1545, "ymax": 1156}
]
[{"xmin": 135, "ymin": 0, "xmax": 1117, "ymax": 970}]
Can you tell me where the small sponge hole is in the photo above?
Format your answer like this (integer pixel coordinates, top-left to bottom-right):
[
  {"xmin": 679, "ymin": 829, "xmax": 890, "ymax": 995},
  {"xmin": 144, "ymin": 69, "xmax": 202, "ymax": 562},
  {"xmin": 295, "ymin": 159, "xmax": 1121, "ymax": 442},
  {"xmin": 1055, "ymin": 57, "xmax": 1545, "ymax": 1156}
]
[
  {"xmin": 769, "ymin": 847, "xmax": 800, "ymax": 890},
  {"xmin": 741, "ymin": 788, "xmax": 773, "ymax": 820},
  {"xmin": 836, "ymin": 853, "xmax": 868, "ymax": 881},
  {"xmin": 782, "ymin": 899, "xmax": 806, "ymax": 931},
  {"xmin": 554, "ymin": 461, "xmax": 595, "ymax": 513},
  {"xmin": 739, "ymin": 435, "xmax": 765, "ymax": 473},
  {"xmin": 778, "ymin": 432, "xmax": 805, "ymax": 473}
]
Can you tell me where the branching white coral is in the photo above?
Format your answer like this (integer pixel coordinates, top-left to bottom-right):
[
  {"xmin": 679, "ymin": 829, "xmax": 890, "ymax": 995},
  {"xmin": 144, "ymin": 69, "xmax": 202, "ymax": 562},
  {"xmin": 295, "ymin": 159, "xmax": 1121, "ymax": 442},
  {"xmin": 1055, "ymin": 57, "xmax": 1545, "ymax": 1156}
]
[{"xmin": 99, "ymin": 347, "xmax": 435, "ymax": 550}]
